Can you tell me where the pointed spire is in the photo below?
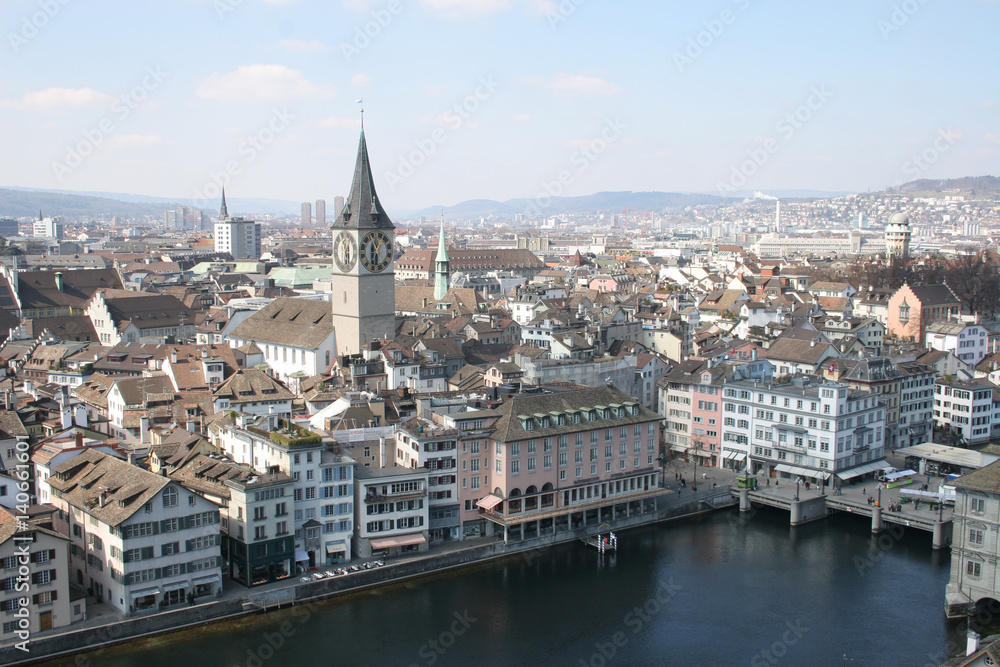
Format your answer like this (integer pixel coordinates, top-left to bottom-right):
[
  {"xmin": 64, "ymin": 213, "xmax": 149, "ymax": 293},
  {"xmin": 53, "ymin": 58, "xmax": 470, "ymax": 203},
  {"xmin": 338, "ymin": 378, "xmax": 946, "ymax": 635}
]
[
  {"xmin": 38, "ymin": 209, "xmax": 43, "ymax": 222},
  {"xmin": 334, "ymin": 128, "xmax": 393, "ymax": 230},
  {"xmin": 437, "ymin": 212, "xmax": 449, "ymax": 263},
  {"xmin": 434, "ymin": 211, "xmax": 449, "ymax": 300},
  {"xmin": 220, "ymin": 187, "xmax": 229, "ymax": 221}
]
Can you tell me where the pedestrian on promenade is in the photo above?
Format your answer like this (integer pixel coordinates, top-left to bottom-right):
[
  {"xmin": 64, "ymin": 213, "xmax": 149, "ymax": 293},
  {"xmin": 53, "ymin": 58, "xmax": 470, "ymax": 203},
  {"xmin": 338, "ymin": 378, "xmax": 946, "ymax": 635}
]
[
  {"xmin": 677, "ymin": 488, "xmax": 681, "ymax": 496},
  {"xmin": 862, "ymin": 487, "xmax": 866, "ymax": 496},
  {"xmin": 766, "ymin": 478, "xmax": 770, "ymax": 487},
  {"xmin": 775, "ymin": 479, "xmax": 779, "ymax": 487}
]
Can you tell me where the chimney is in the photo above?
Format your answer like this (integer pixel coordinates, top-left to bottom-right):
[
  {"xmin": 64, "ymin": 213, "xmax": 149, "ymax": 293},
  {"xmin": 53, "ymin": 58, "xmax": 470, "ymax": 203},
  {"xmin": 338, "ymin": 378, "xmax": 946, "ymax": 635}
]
[
  {"xmin": 61, "ymin": 406, "xmax": 73, "ymax": 429},
  {"xmin": 54, "ymin": 272, "xmax": 64, "ymax": 292},
  {"xmin": 75, "ymin": 431, "xmax": 83, "ymax": 448},
  {"xmin": 98, "ymin": 490, "xmax": 107, "ymax": 508},
  {"xmin": 74, "ymin": 404, "xmax": 88, "ymax": 427},
  {"xmin": 379, "ymin": 436, "xmax": 387, "ymax": 468},
  {"xmin": 751, "ymin": 348, "xmax": 758, "ymax": 361},
  {"xmin": 201, "ymin": 348, "xmax": 208, "ymax": 358},
  {"xmin": 140, "ymin": 415, "xmax": 150, "ymax": 444},
  {"xmin": 171, "ymin": 348, "xmax": 178, "ymax": 364}
]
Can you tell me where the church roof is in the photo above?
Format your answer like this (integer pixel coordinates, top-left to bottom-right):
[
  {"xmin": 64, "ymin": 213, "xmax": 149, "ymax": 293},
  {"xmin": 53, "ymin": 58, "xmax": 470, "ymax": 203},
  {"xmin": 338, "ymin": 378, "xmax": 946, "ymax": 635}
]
[{"xmin": 332, "ymin": 130, "xmax": 394, "ymax": 231}]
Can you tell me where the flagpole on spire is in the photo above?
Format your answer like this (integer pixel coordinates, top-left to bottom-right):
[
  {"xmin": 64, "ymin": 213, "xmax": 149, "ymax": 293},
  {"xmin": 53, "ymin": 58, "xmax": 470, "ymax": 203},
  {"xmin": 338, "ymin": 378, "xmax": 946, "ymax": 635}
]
[{"xmin": 357, "ymin": 98, "xmax": 364, "ymax": 130}]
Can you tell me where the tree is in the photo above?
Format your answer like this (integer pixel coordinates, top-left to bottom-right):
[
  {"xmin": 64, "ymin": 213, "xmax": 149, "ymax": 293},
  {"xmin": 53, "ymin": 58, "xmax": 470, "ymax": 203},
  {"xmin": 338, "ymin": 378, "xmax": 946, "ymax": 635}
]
[{"xmin": 0, "ymin": 236, "xmax": 22, "ymax": 256}]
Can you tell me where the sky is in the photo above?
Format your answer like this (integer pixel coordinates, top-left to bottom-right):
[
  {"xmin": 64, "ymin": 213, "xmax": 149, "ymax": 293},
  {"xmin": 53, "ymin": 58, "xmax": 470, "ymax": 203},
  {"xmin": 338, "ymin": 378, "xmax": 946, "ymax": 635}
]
[{"xmin": 0, "ymin": 0, "xmax": 997, "ymax": 212}]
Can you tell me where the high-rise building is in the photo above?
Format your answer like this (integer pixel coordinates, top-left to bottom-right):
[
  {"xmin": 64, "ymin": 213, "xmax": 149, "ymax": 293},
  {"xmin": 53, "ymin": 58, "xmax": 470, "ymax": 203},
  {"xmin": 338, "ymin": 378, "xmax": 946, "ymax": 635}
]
[
  {"xmin": 884, "ymin": 213, "xmax": 911, "ymax": 259},
  {"xmin": 215, "ymin": 189, "xmax": 261, "ymax": 260},
  {"xmin": 33, "ymin": 212, "xmax": 63, "ymax": 239},
  {"xmin": 334, "ymin": 196, "xmax": 345, "ymax": 219},
  {"xmin": 315, "ymin": 199, "xmax": 326, "ymax": 227},
  {"xmin": 301, "ymin": 202, "xmax": 312, "ymax": 227},
  {"xmin": 0, "ymin": 219, "xmax": 18, "ymax": 238},
  {"xmin": 164, "ymin": 206, "xmax": 211, "ymax": 231},
  {"xmin": 330, "ymin": 129, "xmax": 396, "ymax": 358}
]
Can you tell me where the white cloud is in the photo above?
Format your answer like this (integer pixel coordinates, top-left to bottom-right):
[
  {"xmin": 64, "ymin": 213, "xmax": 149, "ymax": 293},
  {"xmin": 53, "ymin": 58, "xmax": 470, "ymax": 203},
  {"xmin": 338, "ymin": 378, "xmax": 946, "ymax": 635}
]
[
  {"xmin": 0, "ymin": 87, "xmax": 114, "ymax": 113},
  {"xmin": 196, "ymin": 64, "xmax": 334, "ymax": 102},
  {"xmin": 351, "ymin": 73, "xmax": 372, "ymax": 87},
  {"xmin": 277, "ymin": 39, "xmax": 327, "ymax": 52},
  {"xmin": 512, "ymin": 113, "xmax": 531, "ymax": 122},
  {"xmin": 984, "ymin": 133, "xmax": 1000, "ymax": 144},
  {"xmin": 321, "ymin": 116, "xmax": 362, "ymax": 130},
  {"xmin": 525, "ymin": 72, "xmax": 622, "ymax": 97}
]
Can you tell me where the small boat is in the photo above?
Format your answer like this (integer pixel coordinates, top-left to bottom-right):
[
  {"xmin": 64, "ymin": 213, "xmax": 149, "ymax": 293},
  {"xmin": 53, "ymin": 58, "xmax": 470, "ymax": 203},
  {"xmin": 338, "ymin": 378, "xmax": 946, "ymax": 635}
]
[{"xmin": 583, "ymin": 532, "xmax": 618, "ymax": 553}]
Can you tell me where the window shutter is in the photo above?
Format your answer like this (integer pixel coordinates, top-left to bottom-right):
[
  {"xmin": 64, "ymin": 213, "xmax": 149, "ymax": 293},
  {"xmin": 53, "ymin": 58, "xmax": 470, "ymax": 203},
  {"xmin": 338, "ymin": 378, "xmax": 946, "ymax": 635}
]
[
  {"xmin": 51, "ymin": 590, "xmax": 57, "ymax": 601},
  {"xmin": 32, "ymin": 593, "xmax": 39, "ymax": 604},
  {"xmin": 49, "ymin": 549, "xmax": 56, "ymax": 560}
]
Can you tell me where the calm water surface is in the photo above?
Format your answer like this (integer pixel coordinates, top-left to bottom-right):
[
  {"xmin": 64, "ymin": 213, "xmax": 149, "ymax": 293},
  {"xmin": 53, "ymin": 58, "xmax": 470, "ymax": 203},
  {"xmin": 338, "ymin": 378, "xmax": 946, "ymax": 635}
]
[{"xmin": 48, "ymin": 508, "xmax": 966, "ymax": 667}]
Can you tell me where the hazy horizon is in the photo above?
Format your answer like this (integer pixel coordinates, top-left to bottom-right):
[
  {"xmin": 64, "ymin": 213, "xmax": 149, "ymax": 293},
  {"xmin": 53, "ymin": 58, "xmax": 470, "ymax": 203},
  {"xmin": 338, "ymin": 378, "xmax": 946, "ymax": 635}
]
[{"xmin": 1, "ymin": 1, "xmax": 997, "ymax": 210}]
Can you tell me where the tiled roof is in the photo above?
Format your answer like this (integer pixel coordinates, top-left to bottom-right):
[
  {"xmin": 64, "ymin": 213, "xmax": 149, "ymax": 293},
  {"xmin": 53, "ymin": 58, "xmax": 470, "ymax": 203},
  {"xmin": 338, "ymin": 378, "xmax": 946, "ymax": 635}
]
[
  {"xmin": 228, "ymin": 297, "xmax": 333, "ymax": 350},
  {"xmin": 48, "ymin": 449, "xmax": 171, "ymax": 526}
]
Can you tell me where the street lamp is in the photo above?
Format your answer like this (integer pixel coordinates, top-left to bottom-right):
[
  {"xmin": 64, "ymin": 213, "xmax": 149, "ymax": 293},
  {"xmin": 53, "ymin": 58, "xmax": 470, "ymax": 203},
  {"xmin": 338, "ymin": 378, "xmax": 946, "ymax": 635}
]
[{"xmin": 795, "ymin": 478, "xmax": 800, "ymax": 501}]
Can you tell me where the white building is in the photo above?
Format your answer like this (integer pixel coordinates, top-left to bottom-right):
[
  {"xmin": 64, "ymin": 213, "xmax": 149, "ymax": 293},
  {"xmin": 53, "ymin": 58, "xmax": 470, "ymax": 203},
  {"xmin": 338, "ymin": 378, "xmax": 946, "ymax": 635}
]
[
  {"xmin": 354, "ymin": 465, "xmax": 429, "ymax": 559},
  {"xmin": 925, "ymin": 321, "xmax": 990, "ymax": 371},
  {"xmin": 47, "ymin": 450, "xmax": 224, "ymax": 614},
  {"xmin": 933, "ymin": 378, "xmax": 1000, "ymax": 445},
  {"xmin": 209, "ymin": 418, "xmax": 355, "ymax": 567},
  {"xmin": 0, "ymin": 507, "xmax": 76, "ymax": 642},
  {"xmin": 215, "ymin": 218, "xmax": 261, "ymax": 261},
  {"xmin": 720, "ymin": 377, "xmax": 887, "ymax": 486},
  {"xmin": 395, "ymin": 419, "xmax": 460, "ymax": 543},
  {"xmin": 33, "ymin": 216, "xmax": 63, "ymax": 240},
  {"xmin": 946, "ymin": 460, "xmax": 1000, "ymax": 618},
  {"xmin": 227, "ymin": 298, "xmax": 336, "ymax": 385}
]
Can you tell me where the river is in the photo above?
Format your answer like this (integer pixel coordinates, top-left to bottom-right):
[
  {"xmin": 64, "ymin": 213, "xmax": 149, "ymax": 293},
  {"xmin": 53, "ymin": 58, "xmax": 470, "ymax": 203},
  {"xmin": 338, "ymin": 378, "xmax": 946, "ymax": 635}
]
[{"xmin": 45, "ymin": 507, "xmax": 966, "ymax": 667}]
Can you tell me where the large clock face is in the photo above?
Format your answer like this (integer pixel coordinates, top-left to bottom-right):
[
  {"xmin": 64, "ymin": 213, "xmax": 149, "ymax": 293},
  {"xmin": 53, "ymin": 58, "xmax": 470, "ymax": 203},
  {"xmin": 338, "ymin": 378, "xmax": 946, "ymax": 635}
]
[
  {"xmin": 359, "ymin": 230, "xmax": 392, "ymax": 273},
  {"xmin": 334, "ymin": 231, "xmax": 357, "ymax": 272}
]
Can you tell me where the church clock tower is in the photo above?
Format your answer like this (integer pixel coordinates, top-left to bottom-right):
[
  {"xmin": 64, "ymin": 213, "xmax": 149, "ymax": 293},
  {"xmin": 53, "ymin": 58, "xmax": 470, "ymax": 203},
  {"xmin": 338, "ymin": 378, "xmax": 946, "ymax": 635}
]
[{"xmin": 331, "ymin": 128, "xmax": 396, "ymax": 358}]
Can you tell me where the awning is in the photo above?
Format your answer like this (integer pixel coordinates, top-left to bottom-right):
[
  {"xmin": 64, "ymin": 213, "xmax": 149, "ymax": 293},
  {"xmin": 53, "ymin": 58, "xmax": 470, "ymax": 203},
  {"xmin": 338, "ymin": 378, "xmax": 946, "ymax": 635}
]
[
  {"xmin": 162, "ymin": 582, "xmax": 187, "ymax": 592},
  {"xmin": 295, "ymin": 550, "xmax": 310, "ymax": 562},
  {"xmin": 130, "ymin": 587, "xmax": 160, "ymax": 598},
  {"xmin": 723, "ymin": 450, "xmax": 741, "ymax": 460},
  {"xmin": 192, "ymin": 574, "xmax": 220, "ymax": 586},
  {"xmin": 476, "ymin": 495, "xmax": 503, "ymax": 511},
  {"xmin": 694, "ymin": 449, "xmax": 713, "ymax": 458},
  {"xmin": 775, "ymin": 464, "xmax": 830, "ymax": 480},
  {"xmin": 669, "ymin": 445, "xmax": 687, "ymax": 453},
  {"xmin": 732, "ymin": 453, "xmax": 747, "ymax": 462},
  {"xmin": 837, "ymin": 460, "xmax": 888, "ymax": 481},
  {"xmin": 369, "ymin": 533, "xmax": 427, "ymax": 550},
  {"xmin": 326, "ymin": 544, "xmax": 345, "ymax": 554}
]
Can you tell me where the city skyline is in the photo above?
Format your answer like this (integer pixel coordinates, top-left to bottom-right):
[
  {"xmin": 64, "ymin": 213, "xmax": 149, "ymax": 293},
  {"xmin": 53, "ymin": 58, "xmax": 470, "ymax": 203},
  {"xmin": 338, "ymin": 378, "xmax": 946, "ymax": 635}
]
[{"xmin": 0, "ymin": 1, "xmax": 997, "ymax": 210}]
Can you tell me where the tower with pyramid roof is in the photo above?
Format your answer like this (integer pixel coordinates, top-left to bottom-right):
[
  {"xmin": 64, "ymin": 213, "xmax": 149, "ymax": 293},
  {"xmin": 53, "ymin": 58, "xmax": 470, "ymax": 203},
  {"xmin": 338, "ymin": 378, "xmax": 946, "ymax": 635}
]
[{"xmin": 330, "ymin": 127, "xmax": 397, "ymax": 358}]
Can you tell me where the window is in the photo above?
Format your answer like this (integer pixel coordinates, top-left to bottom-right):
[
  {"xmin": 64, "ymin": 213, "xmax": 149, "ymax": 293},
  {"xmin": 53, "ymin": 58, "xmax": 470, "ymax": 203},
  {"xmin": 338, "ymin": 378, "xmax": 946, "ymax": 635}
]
[
  {"xmin": 969, "ymin": 528, "xmax": 985, "ymax": 546},
  {"xmin": 511, "ymin": 460, "xmax": 520, "ymax": 475},
  {"xmin": 967, "ymin": 561, "xmax": 982, "ymax": 577},
  {"xmin": 971, "ymin": 497, "xmax": 986, "ymax": 513},
  {"xmin": 162, "ymin": 486, "xmax": 177, "ymax": 508}
]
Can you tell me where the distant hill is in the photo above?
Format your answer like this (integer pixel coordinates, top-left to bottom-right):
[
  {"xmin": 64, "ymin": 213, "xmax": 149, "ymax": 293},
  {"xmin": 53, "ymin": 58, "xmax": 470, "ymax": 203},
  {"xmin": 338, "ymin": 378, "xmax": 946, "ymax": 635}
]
[
  {"xmin": 888, "ymin": 175, "xmax": 1000, "ymax": 199},
  {"xmin": 409, "ymin": 191, "xmax": 733, "ymax": 220},
  {"xmin": 0, "ymin": 188, "xmax": 172, "ymax": 220},
  {"xmin": 0, "ymin": 186, "xmax": 304, "ymax": 220}
]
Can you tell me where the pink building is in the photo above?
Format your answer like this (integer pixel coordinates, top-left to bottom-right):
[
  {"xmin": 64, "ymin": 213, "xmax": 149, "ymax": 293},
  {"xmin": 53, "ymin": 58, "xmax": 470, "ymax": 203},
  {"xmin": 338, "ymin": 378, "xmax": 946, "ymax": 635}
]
[{"xmin": 474, "ymin": 387, "xmax": 662, "ymax": 543}]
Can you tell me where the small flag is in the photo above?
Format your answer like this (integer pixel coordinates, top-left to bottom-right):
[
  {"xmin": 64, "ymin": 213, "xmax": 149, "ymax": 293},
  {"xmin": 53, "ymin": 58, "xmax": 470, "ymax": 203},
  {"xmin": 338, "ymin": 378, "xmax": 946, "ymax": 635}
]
[{"xmin": 356, "ymin": 98, "xmax": 364, "ymax": 104}]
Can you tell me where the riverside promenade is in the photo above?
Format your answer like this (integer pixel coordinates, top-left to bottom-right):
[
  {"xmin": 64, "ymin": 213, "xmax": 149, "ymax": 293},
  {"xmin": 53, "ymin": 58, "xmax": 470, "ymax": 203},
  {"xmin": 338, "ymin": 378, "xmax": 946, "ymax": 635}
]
[{"xmin": 2, "ymin": 462, "xmax": 736, "ymax": 666}]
